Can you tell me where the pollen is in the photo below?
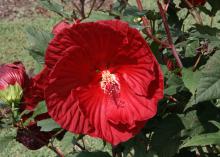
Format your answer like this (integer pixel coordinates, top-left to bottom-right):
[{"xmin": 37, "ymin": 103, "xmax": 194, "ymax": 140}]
[{"xmin": 100, "ymin": 70, "xmax": 120, "ymax": 95}]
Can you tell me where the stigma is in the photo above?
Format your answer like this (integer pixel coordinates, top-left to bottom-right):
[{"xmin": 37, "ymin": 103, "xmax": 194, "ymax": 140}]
[{"xmin": 100, "ymin": 70, "xmax": 120, "ymax": 95}]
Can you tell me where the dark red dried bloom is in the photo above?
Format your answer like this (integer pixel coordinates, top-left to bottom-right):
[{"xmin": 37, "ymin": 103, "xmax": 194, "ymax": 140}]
[
  {"xmin": 0, "ymin": 62, "xmax": 28, "ymax": 90},
  {"xmin": 180, "ymin": 0, "xmax": 206, "ymax": 8},
  {"xmin": 16, "ymin": 107, "xmax": 53, "ymax": 150},
  {"xmin": 188, "ymin": 0, "xmax": 206, "ymax": 6},
  {"xmin": 44, "ymin": 20, "xmax": 163, "ymax": 145},
  {"xmin": 16, "ymin": 121, "xmax": 51, "ymax": 150}
]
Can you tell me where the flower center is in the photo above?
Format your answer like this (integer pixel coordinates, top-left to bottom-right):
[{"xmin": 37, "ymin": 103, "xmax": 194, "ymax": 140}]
[{"xmin": 100, "ymin": 70, "xmax": 120, "ymax": 95}]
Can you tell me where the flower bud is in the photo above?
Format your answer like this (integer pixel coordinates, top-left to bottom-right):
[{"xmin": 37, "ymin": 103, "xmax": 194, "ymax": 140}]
[{"xmin": 0, "ymin": 62, "xmax": 28, "ymax": 106}]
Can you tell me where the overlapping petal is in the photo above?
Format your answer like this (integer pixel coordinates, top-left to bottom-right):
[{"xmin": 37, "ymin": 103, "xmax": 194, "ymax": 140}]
[
  {"xmin": 52, "ymin": 20, "xmax": 72, "ymax": 35},
  {"xmin": 22, "ymin": 67, "xmax": 49, "ymax": 110}
]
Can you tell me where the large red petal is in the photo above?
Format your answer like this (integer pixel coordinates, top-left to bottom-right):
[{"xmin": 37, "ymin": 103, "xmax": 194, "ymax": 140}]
[
  {"xmin": 45, "ymin": 49, "xmax": 95, "ymax": 134},
  {"xmin": 45, "ymin": 22, "xmax": 125, "ymax": 70}
]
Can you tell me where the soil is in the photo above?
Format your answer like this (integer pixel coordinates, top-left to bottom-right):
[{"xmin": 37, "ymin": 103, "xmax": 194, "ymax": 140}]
[
  {"xmin": 0, "ymin": 0, "xmax": 113, "ymax": 20},
  {"xmin": 0, "ymin": 0, "xmax": 37, "ymax": 20}
]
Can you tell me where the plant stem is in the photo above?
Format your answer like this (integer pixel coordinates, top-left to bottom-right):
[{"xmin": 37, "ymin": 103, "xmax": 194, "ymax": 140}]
[
  {"xmin": 72, "ymin": 1, "xmax": 82, "ymax": 16},
  {"xmin": 163, "ymin": 0, "xmax": 170, "ymax": 12},
  {"xmin": 210, "ymin": 16, "xmax": 214, "ymax": 27},
  {"xmin": 95, "ymin": 0, "xmax": 106, "ymax": 11},
  {"xmin": 157, "ymin": 0, "xmax": 183, "ymax": 68},
  {"xmin": 80, "ymin": 0, "xmax": 86, "ymax": 19},
  {"xmin": 192, "ymin": 53, "xmax": 202, "ymax": 71},
  {"xmin": 183, "ymin": 0, "xmax": 203, "ymax": 25},
  {"xmin": 136, "ymin": 0, "xmax": 169, "ymax": 48},
  {"xmin": 75, "ymin": 142, "xmax": 86, "ymax": 151}
]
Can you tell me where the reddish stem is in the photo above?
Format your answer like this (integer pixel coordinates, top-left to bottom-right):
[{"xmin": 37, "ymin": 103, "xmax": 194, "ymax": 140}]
[
  {"xmin": 157, "ymin": 1, "xmax": 183, "ymax": 68},
  {"xmin": 163, "ymin": 0, "xmax": 170, "ymax": 12},
  {"xmin": 136, "ymin": 0, "xmax": 169, "ymax": 48},
  {"xmin": 183, "ymin": 0, "xmax": 203, "ymax": 25}
]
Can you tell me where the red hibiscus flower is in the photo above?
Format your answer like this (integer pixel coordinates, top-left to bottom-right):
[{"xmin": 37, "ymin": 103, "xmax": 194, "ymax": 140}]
[
  {"xmin": 43, "ymin": 20, "xmax": 163, "ymax": 145},
  {"xmin": 0, "ymin": 62, "xmax": 28, "ymax": 90}
]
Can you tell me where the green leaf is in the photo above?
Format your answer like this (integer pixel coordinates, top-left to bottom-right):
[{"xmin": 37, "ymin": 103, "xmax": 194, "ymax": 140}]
[
  {"xmin": 0, "ymin": 136, "xmax": 14, "ymax": 151},
  {"xmin": 181, "ymin": 131, "xmax": 220, "ymax": 148},
  {"xmin": 194, "ymin": 24, "xmax": 220, "ymax": 37},
  {"xmin": 134, "ymin": 142, "xmax": 147, "ymax": 157},
  {"xmin": 26, "ymin": 27, "xmax": 53, "ymax": 64},
  {"xmin": 37, "ymin": 118, "xmax": 60, "ymax": 132},
  {"xmin": 179, "ymin": 111, "xmax": 204, "ymax": 137},
  {"xmin": 33, "ymin": 101, "xmax": 48, "ymax": 117},
  {"xmin": 196, "ymin": 51, "xmax": 220, "ymax": 103},
  {"xmin": 146, "ymin": 151, "xmax": 159, "ymax": 157},
  {"xmin": 121, "ymin": 133, "xmax": 148, "ymax": 157},
  {"xmin": 23, "ymin": 101, "xmax": 48, "ymax": 126},
  {"xmin": 38, "ymin": 0, "xmax": 70, "ymax": 18},
  {"xmin": 61, "ymin": 132, "xmax": 75, "ymax": 152},
  {"xmin": 182, "ymin": 68, "xmax": 201, "ymax": 94},
  {"xmin": 207, "ymin": 0, "xmax": 220, "ymax": 15},
  {"xmin": 151, "ymin": 114, "xmax": 184, "ymax": 157},
  {"xmin": 185, "ymin": 40, "xmax": 199, "ymax": 57},
  {"xmin": 68, "ymin": 151, "xmax": 111, "ymax": 157},
  {"xmin": 210, "ymin": 120, "xmax": 220, "ymax": 129},
  {"xmin": 164, "ymin": 74, "xmax": 186, "ymax": 95}
]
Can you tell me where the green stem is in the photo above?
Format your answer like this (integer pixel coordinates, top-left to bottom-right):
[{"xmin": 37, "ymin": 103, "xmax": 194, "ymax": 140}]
[
  {"xmin": 11, "ymin": 102, "xmax": 16, "ymax": 125},
  {"xmin": 210, "ymin": 16, "xmax": 214, "ymax": 27}
]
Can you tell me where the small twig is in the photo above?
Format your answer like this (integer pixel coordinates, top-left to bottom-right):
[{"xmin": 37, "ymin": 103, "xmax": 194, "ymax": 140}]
[
  {"xmin": 192, "ymin": 53, "xmax": 202, "ymax": 71},
  {"xmin": 87, "ymin": 0, "xmax": 96, "ymax": 17},
  {"xmin": 210, "ymin": 16, "xmax": 214, "ymax": 27},
  {"xmin": 95, "ymin": 0, "xmax": 105, "ymax": 10},
  {"xmin": 136, "ymin": 0, "xmax": 169, "ymax": 48},
  {"xmin": 48, "ymin": 145, "xmax": 64, "ymax": 157},
  {"xmin": 81, "ymin": 137, "xmax": 86, "ymax": 149},
  {"xmin": 72, "ymin": 1, "xmax": 82, "ymax": 16},
  {"xmin": 163, "ymin": 0, "xmax": 170, "ymax": 12},
  {"xmin": 75, "ymin": 142, "xmax": 86, "ymax": 151},
  {"xmin": 157, "ymin": 0, "xmax": 183, "ymax": 68}
]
